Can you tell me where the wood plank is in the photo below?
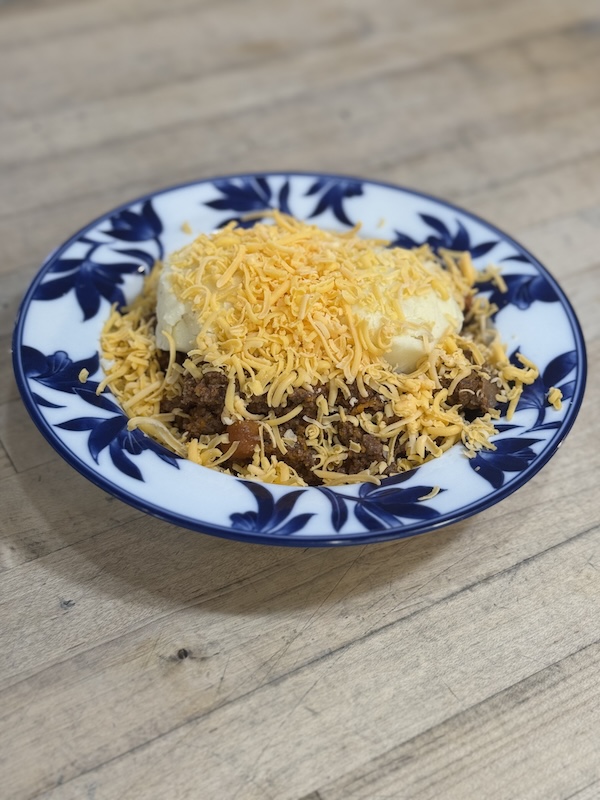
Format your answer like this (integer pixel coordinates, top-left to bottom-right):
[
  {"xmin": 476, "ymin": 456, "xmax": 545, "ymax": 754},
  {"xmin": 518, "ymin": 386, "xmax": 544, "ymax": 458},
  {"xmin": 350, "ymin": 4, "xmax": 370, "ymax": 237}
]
[
  {"xmin": 2, "ymin": 23, "xmax": 600, "ymax": 276},
  {"xmin": 317, "ymin": 640, "xmax": 600, "ymax": 800},
  {"xmin": 3, "ymin": 14, "xmax": 600, "ymax": 171},
  {"xmin": 0, "ymin": 0, "xmax": 390, "ymax": 119},
  {"xmin": 564, "ymin": 780, "xmax": 600, "ymax": 800},
  {"xmin": 4, "ymin": 0, "xmax": 592, "ymax": 56},
  {"xmin": 0, "ymin": 398, "xmax": 64, "ymax": 473},
  {"xmin": 0, "ymin": 0, "xmax": 216, "ymax": 50},
  {"xmin": 547, "ymin": 261, "xmax": 600, "ymax": 345},
  {"xmin": 23, "ymin": 517, "xmax": 600, "ymax": 800},
  {"xmin": 519, "ymin": 213, "xmax": 600, "ymax": 288},
  {"xmin": 1, "ymin": 266, "xmax": 34, "ymax": 334},
  {"xmin": 0, "ymin": 458, "xmax": 141, "ymax": 570},
  {"xmin": 459, "ymin": 152, "xmax": 600, "ymax": 234},
  {"xmin": 0, "ymin": 440, "xmax": 15, "ymax": 484},
  {"xmin": 0, "ymin": 336, "xmax": 21, "ymax": 406},
  {"xmin": 382, "ymin": 101, "xmax": 600, "ymax": 203},
  {"xmin": 3, "ymin": 64, "xmax": 600, "ymax": 227}
]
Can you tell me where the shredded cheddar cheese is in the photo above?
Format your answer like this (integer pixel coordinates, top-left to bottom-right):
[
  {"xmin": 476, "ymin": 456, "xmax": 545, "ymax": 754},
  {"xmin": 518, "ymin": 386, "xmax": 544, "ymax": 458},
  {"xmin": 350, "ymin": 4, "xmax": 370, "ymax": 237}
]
[
  {"xmin": 418, "ymin": 486, "xmax": 441, "ymax": 501},
  {"xmin": 100, "ymin": 213, "xmax": 541, "ymax": 487},
  {"xmin": 548, "ymin": 386, "xmax": 563, "ymax": 410}
]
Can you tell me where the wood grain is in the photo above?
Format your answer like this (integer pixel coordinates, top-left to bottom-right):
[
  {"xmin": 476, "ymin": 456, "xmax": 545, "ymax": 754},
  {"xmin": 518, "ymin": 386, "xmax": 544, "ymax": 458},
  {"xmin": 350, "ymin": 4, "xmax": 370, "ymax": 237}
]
[{"xmin": 1, "ymin": 1, "xmax": 598, "ymax": 798}]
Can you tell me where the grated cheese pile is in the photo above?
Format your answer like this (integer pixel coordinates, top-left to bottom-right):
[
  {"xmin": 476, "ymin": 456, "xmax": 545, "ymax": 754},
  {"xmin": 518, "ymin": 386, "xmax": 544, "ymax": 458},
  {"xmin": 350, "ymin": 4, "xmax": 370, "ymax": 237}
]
[
  {"xmin": 99, "ymin": 213, "xmax": 539, "ymax": 487},
  {"xmin": 155, "ymin": 214, "xmax": 465, "ymax": 377}
]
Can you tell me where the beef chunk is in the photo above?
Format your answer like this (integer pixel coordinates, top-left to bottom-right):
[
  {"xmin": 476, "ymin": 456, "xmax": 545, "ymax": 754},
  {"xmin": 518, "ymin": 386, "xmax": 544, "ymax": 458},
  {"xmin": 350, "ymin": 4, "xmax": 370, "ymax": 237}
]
[
  {"xmin": 186, "ymin": 371, "xmax": 229, "ymax": 413},
  {"xmin": 336, "ymin": 421, "xmax": 385, "ymax": 474},
  {"xmin": 156, "ymin": 349, "xmax": 186, "ymax": 371},
  {"xmin": 276, "ymin": 439, "xmax": 320, "ymax": 485},
  {"xmin": 185, "ymin": 408, "xmax": 225, "ymax": 437},
  {"xmin": 338, "ymin": 383, "xmax": 385, "ymax": 416},
  {"xmin": 446, "ymin": 372, "xmax": 498, "ymax": 417},
  {"xmin": 336, "ymin": 420, "xmax": 359, "ymax": 447},
  {"xmin": 161, "ymin": 371, "xmax": 228, "ymax": 436},
  {"xmin": 245, "ymin": 395, "xmax": 269, "ymax": 416},
  {"xmin": 246, "ymin": 384, "xmax": 327, "ymax": 418},
  {"xmin": 285, "ymin": 385, "xmax": 327, "ymax": 418}
]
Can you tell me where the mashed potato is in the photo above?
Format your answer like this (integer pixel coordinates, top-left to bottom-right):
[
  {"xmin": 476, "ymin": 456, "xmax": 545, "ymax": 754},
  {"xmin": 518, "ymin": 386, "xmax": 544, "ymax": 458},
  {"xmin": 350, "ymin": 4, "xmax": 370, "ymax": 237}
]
[{"xmin": 155, "ymin": 222, "xmax": 463, "ymax": 375}]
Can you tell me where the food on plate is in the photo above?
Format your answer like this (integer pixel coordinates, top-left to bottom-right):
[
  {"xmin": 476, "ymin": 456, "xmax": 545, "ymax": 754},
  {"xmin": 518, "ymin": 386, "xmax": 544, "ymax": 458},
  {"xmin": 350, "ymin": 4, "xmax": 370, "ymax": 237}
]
[{"xmin": 99, "ymin": 212, "xmax": 538, "ymax": 486}]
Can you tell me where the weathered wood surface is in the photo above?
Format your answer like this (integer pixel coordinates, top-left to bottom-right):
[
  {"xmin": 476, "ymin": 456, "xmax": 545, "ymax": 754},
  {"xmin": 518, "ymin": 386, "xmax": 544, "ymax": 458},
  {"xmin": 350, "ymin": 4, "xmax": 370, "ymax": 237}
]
[{"xmin": 1, "ymin": 0, "xmax": 598, "ymax": 798}]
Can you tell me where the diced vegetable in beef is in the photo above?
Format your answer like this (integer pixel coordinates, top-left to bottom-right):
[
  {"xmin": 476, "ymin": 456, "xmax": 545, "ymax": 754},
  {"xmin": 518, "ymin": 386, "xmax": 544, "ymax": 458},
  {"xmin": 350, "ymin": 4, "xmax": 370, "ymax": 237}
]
[{"xmin": 224, "ymin": 420, "xmax": 261, "ymax": 462}]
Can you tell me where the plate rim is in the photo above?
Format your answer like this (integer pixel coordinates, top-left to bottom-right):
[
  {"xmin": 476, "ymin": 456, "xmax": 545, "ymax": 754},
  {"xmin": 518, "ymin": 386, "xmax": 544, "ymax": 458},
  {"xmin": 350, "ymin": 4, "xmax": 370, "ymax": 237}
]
[{"xmin": 12, "ymin": 170, "xmax": 588, "ymax": 547}]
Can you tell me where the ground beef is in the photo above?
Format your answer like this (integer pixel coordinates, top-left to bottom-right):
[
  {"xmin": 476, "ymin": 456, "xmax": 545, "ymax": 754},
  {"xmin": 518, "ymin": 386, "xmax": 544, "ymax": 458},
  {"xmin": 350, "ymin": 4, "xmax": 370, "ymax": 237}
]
[
  {"xmin": 286, "ymin": 385, "xmax": 327, "ymax": 418},
  {"xmin": 246, "ymin": 384, "xmax": 327, "ymax": 419},
  {"xmin": 162, "ymin": 373, "xmax": 405, "ymax": 482},
  {"xmin": 446, "ymin": 372, "xmax": 498, "ymax": 417},
  {"xmin": 160, "ymin": 371, "xmax": 228, "ymax": 436},
  {"xmin": 244, "ymin": 395, "xmax": 269, "ymax": 416},
  {"xmin": 267, "ymin": 439, "xmax": 320, "ymax": 485},
  {"xmin": 156, "ymin": 349, "xmax": 188, "ymax": 371},
  {"xmin": 336, "ymin": 421, "xmax": 385, "ymax": 474},
  {"xmin": 337, "ymin": 383, "xmax": 386, "ymax": 416}
]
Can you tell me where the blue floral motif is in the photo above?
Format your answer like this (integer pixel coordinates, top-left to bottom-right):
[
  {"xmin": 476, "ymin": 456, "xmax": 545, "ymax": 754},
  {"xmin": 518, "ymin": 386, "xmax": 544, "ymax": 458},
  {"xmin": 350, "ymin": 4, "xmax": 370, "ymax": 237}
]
[
  {"xmin": 391, "ymin": 213, "xmax": 498, "ymax": 257},
  {"xmin": 304, "ymin": 178, "xmax": 364, "ymax": 226},
  {"xmin": 103, "ymin": 199, "xmax": 164, "ymax": 258},
  {"xmin": 352, "ymin": 474, "xmax": 444, "ymax": 531},
  {"xmin": 467, "ymin": 347, "xmax": 575, "ymax": 488},
  {"xmin": 21, "ymin": 346, "xmax": 107, "ymax": 408},
  {"xmin": 320, "ymin": 471, "xmax": 443, "ymax": 532},
  {"xmin": 205, "ymin": 175, "xmax": 364, "ymax": 229},
  {"xmin": 516, "ymin": 349, "xmax": 577, "ymax": 429},
  {"xmin": 230, "ymin": 481, "xmax": 313, "ymax": 535},
  {"xmin": 469, "ymin": 436, "xmax": 542, "ymax": 489},
  {"xmin": 318, "ymin": 487, "xmax": 349, "ymax": 532},
  {"xmin": 56, "ymin": 414, "xmax": 178, "ymax": 481},
  {"xmin": 33, "ymin": 242, "xmax": 147, "ymax": 321},
  {"xmin": 500, "ymin": 252, "xmax": 534, "ymax": 266},
  {"xmin": 477, "ymin": 273, "xmax": 559, "ymax": 317},
  {"xmin": 23, "ymin": 346, "xmax": 179, "ymax": 481},
  {"xmin": 32, "ymin": 199, "xmax": 163, "ymax": 321},
  {"xmin": 205, "ymin": 177, "xmax": 291, "ymax": 227}
]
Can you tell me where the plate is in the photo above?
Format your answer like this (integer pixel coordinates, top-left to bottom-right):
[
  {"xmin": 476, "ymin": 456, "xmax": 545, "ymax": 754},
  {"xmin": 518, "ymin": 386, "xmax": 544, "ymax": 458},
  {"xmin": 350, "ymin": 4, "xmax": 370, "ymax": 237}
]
[{"xmin": 12, "ymin": 172, "xmax": 587, "ymax": 546}]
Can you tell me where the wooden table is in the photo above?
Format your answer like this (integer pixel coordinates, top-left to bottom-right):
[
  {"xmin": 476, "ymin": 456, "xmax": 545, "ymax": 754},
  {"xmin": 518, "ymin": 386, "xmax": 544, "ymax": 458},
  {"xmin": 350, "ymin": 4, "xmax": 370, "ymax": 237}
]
[{"xmin": 2, "ymin": 1, "xmax": 599, "ymax": 797}]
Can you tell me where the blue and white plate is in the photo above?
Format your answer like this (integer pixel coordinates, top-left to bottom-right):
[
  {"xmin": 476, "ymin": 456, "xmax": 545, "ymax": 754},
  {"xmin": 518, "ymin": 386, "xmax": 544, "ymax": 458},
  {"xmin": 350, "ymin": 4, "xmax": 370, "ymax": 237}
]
[{"xmin": 12, "ymin": 173, "xmax": 587, "ymax": 546}]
